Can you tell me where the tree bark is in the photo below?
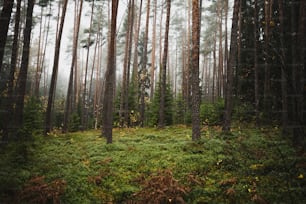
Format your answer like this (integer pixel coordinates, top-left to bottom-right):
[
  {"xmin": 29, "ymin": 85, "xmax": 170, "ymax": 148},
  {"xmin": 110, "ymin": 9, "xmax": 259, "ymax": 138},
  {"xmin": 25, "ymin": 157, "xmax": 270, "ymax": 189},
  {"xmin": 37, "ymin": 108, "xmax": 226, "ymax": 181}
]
[
  {"xmin": 158, "ymin": 0, "xmax": 171, "ymax": 128},
  {"xmin": 191, "ymin": 0, "xmax": 201, "ymax": 140},
  {"xmin": 223, "ymin": 0, "xmax": 240, "ymax": 132},
  {"xmin": 102, "ymin": 0, "xmax": 119, "ymax": 144},
  {"xmin": 14, "ymin": 0, "xmax": 35, "ymax": 132},
  {"xmin": 2, "ymin": 0, "xmax": 21, "ymax": 142},
  {"xmin": 63, "ymin": 0, "xmax": 83, "ymax": 133},
  {"xmin": 0, "ymin": 0, "xmax": 14, "ymax": 73}
]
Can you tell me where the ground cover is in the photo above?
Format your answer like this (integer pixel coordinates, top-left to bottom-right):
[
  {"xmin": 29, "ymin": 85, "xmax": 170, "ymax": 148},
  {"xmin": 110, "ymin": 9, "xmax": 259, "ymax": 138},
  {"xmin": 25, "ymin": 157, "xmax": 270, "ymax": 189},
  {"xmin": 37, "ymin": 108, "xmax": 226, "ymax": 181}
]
[{"xmin": 1, "ymin": 125, "xmax": 306, "ymax": 203}]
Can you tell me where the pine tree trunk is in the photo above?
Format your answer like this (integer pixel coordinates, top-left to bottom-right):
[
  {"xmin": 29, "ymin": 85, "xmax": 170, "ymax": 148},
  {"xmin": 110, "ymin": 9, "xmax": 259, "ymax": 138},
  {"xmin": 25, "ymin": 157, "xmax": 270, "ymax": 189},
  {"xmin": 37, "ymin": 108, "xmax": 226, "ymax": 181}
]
[
  {"xmin": 45, "ymin": 0, "xmax": 68, "ymax": 135},
  {"xmin": 14, "ymin": 0, "xmax": 35, "ymax": 132},
  {"xmin": 2, "ymin": 0, "xmax": 22, "ymax": 142},
  {"xmin": 0, "ymin": 0, "xmax": 14, "ymax": 73},
  {"xmin": 102, "ymin": 0, "xmax": 119, "ymax": 144},
  {"xmin": 63, "ymin": 0, "xmax": 83, "ymax": 133},
  {"xmin": 120, "ymin": 0, "xmax": 134, "ymax": 127},
  {"xmin": 139, "ymin": 0, "xmax": 151, "ymax": 127},
  {"xmin": 191, "ymin": 0, "xmax": 201, "ymax": 140},
  {"xmin": 223, "ymin": 0, "xmax": 240, "ymax": 132},
  {"xmin": 158, "ymin": 0, "xmax": 171, "ymax": 128},
  {"xmin": 150, "ymin": 0, "xmax": 157, "ymax": 100},
  {"xmin": 254, "ymin": 0, "xmax": 260, "ymax": 126},
  {"xmin": 277, "ymin": 0, "xmax": 288, "ymax": 133}
]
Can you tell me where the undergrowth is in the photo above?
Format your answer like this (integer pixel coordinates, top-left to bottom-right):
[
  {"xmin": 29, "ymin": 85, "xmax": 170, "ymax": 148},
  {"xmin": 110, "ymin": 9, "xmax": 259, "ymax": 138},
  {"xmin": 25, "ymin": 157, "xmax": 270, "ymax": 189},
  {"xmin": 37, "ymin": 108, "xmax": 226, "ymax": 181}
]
[{"xmin": 0, "ymin": 125, "xmax": 305, "ymax": 203}]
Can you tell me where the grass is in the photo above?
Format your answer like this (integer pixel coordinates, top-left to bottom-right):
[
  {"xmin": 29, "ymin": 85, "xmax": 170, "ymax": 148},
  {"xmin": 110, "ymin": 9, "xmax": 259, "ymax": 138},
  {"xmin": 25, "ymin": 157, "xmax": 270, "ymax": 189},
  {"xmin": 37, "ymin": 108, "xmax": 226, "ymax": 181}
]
[{"xmin": 1, "ymin": 125, "xmax": 306, "ymax": 203}]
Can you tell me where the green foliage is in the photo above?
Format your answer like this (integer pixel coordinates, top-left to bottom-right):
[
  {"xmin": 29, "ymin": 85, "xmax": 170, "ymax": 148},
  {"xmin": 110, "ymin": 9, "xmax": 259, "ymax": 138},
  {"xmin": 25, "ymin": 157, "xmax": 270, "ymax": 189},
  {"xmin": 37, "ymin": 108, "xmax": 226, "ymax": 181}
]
[
  {"xmin": 200, "ymin": 99, "xmax": 224, "ymax": 125},
  {"xmin": 68, "ymin": 112, "xmax": 81, "ymax": 132},
  {"xmin": 22, "ymin": 97, "xmax": 44, "ymax": 136},
  {"xmin": 173, "ymin": 93, "xmax": 189, "ymax": 125},
  {"xmin": 146, "ymin": 83, "xmax": 173, "ymax": 126},
  {"xmin": 0, "ymin": 126, "xmax": 305, "ymax": 203}
]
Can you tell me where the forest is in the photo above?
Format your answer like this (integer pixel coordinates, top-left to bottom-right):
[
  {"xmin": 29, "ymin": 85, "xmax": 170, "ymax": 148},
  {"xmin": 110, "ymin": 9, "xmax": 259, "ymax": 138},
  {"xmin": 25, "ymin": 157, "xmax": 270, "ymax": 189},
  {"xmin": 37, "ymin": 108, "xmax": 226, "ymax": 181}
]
[{"xmin": 0, "ymin": 0, "xmax": 305, "ymax": 203}]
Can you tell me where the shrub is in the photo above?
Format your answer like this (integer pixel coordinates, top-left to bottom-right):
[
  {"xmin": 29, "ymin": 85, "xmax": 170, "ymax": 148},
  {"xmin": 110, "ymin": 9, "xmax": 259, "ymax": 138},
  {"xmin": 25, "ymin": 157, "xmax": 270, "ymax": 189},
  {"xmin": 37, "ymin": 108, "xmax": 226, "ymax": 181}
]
[{"xmin": 200, "ymin": 99, "xmax": 224, "ymax": 125}]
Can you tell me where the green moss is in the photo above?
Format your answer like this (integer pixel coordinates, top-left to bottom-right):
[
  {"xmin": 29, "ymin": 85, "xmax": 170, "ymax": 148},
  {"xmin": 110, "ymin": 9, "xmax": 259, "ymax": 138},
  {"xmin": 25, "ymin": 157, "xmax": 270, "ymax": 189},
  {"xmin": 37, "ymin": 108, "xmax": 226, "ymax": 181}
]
[{"xmin": 0, "ymin": 126, "xmax": 305, "ymax": 203}]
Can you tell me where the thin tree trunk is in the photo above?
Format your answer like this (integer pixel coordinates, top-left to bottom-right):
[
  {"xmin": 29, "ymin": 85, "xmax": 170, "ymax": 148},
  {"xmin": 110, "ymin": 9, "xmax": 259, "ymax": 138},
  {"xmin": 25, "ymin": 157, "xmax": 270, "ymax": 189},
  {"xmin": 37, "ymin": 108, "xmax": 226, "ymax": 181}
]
[
  {"xmin": 120, "ymin": 0, "xmax": 134, "ymax": 127},
  {"xmin": 223, "ymin": 0, "xmax": 240, "ymax": 132},
  {"xmin": 14, "ymin": 0, "xmax": 36, "ymax": 132},
  {"xmin": 254, "ymin": 0, "xmax": 260, "ymax": 126},
  {"xmin": 263, "ymin": 0, "xmax": 273, "ymax": 118},
  {"xmin": 102, "ymin": 0, "xmax": 119, "ymax": 144},
  {"xmin": 277, "ymin": 0, "xmax": 288, "ymax": 133},
  {"xmin": 0, "ymin": 0, "xmax": 14, "ymax": 73},
  {"xmin": 45, "ymin": 0, "xmax": 68, "ymax": 135},
  {"xmin": 63, "ymin": 0, "xmax": 83, "ymax": 133},
  {"xmin": 82, "ymin": 0, "xmax": 95, "ymax": 130},
  {"xmin": 150, "ymin": 0, "xmax": 157, "ymax": 100},
  {"xmin": 158, "ymin": 0, "xmax": 171, "ymax": 128},
  {"xmin": 139, "ymin": 0, "xmax": 151, "ymax": 127}
]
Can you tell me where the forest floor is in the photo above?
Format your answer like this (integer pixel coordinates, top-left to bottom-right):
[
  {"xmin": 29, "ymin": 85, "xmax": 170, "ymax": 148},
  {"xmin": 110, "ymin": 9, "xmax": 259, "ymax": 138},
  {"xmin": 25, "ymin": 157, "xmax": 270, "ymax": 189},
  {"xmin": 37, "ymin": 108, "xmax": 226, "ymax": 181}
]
[{"xmin": 1, "ymin": 124, "xmax": 306, "ymax": 203}]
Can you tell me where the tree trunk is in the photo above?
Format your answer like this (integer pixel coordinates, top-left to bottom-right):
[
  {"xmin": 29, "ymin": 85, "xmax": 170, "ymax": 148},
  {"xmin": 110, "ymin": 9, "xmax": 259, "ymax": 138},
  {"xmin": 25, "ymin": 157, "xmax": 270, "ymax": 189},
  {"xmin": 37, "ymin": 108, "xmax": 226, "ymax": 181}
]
[
  {"xmin": 139, "ymin": 0, "xmax": 151, "ymax": 127},
  {"xmin": 150, "ymin": 0, "xmax": 157, "ymax": 100},
  {"xmin": 14, "ymin": 0, "xmax": 35, "ymax": 132},
  {"xmin": 223, "ymin": 0, "xmax": 240, "ymax": 132},
  {"xmin": 263, "ymin": 0, "xmax": 273, "ymax": 119},
  {"xmin": 2, "ymin": 0, "xmax": 22, "ymax": 142},
  {"xmin": 0, "ymin": 0, "xmax": 14, "ymax": 73},
  {"xmin": 254, "ymin": 0, "xmax": 260, "ymax": 126},
  {"xmin": 191, "ymin": 0, "xmax": 201, "ymax": 140},
  {"xmin": 63, "ymin": 0, "xmax": 83, "ymax": 133},
  {"xmin": 277, "ymin": 0, "xmax": 288, "ymax": 133},
  {"xmin": 158, "ymin": 0, "xmax": 171, "ymax": 128},
  {"xmin": 45, "ymin": 0, "xmax": 68, "ymax": 135},
  {"xmin": 102, "ymin": 0, "xmax": 119, "ymax": 144},
  {"xmin": 120, "ymin": 0, "xmax": 134, "ymax": 127}
]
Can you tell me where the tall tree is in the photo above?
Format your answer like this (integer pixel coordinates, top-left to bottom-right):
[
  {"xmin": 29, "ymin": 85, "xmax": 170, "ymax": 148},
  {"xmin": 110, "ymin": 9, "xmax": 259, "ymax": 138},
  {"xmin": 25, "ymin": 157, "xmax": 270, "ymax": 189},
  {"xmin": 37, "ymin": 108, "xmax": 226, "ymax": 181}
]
[
  {"xmin": 2, "ymin": 0, "xmax": 22, "ymax": 141},
  {"xmin": 223, "ymin": 0, "xmax": 240, "ymax": 132},
  {"xmin": 44, "ymin": 0, "xmax": 68, "ymax": 135},
  {"xmin": 14, "ymin": 0, "xmax": 36, "ymax": 132},
  {"xmin": 102, "ymin": 0, "xmax": 119, "ymax": 144},
  {"xmin": 0, "ymin": 0, "xmax": 14, "ymax": 73},
  {"xmin": 191, "ymin": 0, "xmax": 201, "ymax": 140},
  {"xmin": 119, "ymin": 0, "xmax": 134, "ymax": 127},
  {"xmin": 263, "ymin": 0, "xmax": 273, "ymax": 118},
  {"xmin": 81, "ymin": 0, "xmax": 95, "ymax": 130},
  {"xmin": 158, "ymin": 0, "xmax": 171, "ymax": 128},
  {"xmin": 139, "ymin": 0, "xmax": 151, "ymax": 127},
  {"xmin": 63, "ymin": 0, "xmax": 83, "ymax": 133},
  {"xmin": 254, "ymin": 0, "xmax": 260, "ymax": 126}
]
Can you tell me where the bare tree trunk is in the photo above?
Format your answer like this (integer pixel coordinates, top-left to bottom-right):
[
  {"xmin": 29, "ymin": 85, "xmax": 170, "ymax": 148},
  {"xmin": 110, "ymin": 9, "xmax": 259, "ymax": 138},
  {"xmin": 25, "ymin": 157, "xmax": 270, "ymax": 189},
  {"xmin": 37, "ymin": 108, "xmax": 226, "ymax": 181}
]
[
  {"xmin": 139, "ymin": 0, "xmax": 151, "ymax": 127},
  {"xmin": 102, "ymin": 0, "xmax": 119, "ymax": 144},
  {"xmin": 120, "ymin": 0, "xmax": 134, "ymax": 127},
  {"xmin": 82, "ymin": 0, "xmax": 95, "ymax": 130},
  {"xmin": 254, "ymin": 0, "xmax": 260, "ymax": 126},
  {"xmin": 0, "ymin": 0, "xmax": 14, "ymax": 73},
  {"xmin": 263, "ymin": 0, "xmax": 273, "ymax": 118},
  {"xmin": 150, "ymin": 0, "xmax": 157, "ymax": 100},
  {"xmin": 277, "ymin": 0, "xmax": 288, "ymax": 133},
  {"xmin": 191, "ymin": 0, "xmax": 201, "ymax": 140},
  {"xmin": 45, "ymin": 0, "xmax": 68, "ymax": 135},
  {"xmin": 223, "ymin": 0, "xmax": 240, "ymax": 132},
  {"xmin": 14, "ymin": 0, "xmax": 36, "ymax": 132},
  {"xmin": 158, "ymin": 0, "xmax": 171, "ymax": 128},
  {"xmin": 2, "ymin": 0, "xmax": 22, "ymax": 142},
  {"xmin": 63, "ymin": 0, "xmax": 83, "ymax": 133}
]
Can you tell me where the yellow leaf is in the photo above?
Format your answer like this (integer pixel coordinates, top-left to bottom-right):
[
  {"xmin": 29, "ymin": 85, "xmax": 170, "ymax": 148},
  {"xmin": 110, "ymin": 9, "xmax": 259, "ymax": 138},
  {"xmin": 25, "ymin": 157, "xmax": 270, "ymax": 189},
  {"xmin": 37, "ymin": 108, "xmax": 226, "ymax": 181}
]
[{"xmin": 298, "ymin": 174, "xmax": 304, "ymax": 179}]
